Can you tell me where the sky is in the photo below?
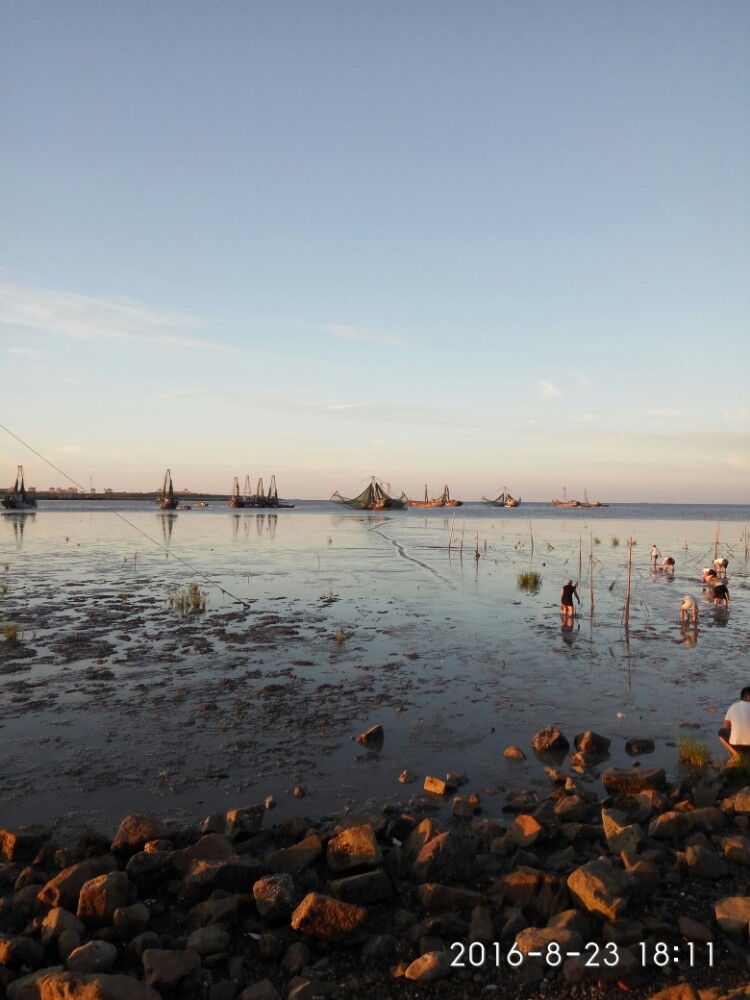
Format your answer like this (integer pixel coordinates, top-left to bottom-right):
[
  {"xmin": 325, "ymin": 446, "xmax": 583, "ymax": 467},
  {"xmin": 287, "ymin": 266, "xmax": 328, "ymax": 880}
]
[{"xmin": 1, "ymin": 1, "xmax": 748, "ymax": 502}]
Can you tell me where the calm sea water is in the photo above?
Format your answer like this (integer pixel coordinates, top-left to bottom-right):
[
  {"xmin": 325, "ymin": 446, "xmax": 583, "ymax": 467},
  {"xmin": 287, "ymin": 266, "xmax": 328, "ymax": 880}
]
[{"xmin": 1, "ymin": 500, "xmax": 749, "ymax": 835}]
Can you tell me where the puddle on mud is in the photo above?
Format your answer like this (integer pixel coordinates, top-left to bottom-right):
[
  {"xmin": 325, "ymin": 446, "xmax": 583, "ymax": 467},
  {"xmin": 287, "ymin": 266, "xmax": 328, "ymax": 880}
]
[{"xmin": 1, "ymin": 506, "xmax": 749, "ymax": 839}]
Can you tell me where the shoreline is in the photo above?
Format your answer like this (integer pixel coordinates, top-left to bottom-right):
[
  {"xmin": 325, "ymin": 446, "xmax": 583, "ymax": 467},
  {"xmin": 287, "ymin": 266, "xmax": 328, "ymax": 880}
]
[{"xmin": 3, "ymin": 747, "xmax": 750, "ymax": 999}]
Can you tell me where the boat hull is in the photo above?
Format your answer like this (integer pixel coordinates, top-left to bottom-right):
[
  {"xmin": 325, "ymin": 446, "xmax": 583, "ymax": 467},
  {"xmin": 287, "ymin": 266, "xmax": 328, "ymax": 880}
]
[{"xmin": 2, "ymin": 495, "xmax": 37, "ymax": 510}]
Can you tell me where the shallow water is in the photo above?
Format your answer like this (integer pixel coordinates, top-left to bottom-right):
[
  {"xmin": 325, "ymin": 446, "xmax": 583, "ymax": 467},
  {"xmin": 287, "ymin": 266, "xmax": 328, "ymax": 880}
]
[{"xmin": 1, "ymin": 502, "xmax": 749, "ymax": 838}]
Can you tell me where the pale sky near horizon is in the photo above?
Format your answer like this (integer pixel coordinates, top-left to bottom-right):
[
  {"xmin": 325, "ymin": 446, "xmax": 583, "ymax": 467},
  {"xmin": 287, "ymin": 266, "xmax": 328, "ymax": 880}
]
[{"xmin": 1, "ymin": 2, "xmax": 748, "ymax": 502}]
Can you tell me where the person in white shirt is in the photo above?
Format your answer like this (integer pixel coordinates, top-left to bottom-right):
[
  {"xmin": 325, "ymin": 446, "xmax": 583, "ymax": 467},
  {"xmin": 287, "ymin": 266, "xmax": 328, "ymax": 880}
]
[{"xmin": 719, "ymin": 688, "xmax": 750, "ymax": 760}]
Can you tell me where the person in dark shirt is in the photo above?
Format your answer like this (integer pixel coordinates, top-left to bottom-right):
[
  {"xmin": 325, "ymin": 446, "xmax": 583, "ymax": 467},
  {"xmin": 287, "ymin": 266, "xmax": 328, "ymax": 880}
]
[{"xmin": 560, "ymin": 579, "xmax": 580, "ymax": 620}]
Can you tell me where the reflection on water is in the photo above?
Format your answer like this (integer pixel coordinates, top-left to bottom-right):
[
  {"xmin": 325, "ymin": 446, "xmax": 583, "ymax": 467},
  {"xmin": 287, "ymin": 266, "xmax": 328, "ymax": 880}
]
[
  {"xmin": 2, "ymin": 511, "xmax": 36, "ymax": 550},
  {"xmin": 157, "ymin": 512, "xmax": 177, "ymax": 552}
]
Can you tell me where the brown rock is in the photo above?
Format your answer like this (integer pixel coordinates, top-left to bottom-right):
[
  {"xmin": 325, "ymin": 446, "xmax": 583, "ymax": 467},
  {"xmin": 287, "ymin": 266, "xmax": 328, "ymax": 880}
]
[
  {"xmin": 531, "ymin": 726, "xmax": 569, "ymax": 753},
  {"xmin": 179, "ymin": 857, "xmax": 266, "ymax": 904},
  {"xmin": 715, "ymin": 896, "xmax": 750, "ymax": 938},
  {"xmin": 66, "ymin": 940, "xmax": 118, "ymax": 973},
  {"xmin": 647, "ymin": 986, "xmax": 701, "ymax": 1000},
  {"xmin": 328, "ymin": 870, "xmax": 392, "ymax": 905},
  {"xmin": 423, "ymin": 776, "xmax": 450, "ymax": 796},
  {"xmin": 6, "ymin": 970, "xmax": 161, "ymax": 999},
  {"xmin": 404, "ymin": 950, "xmax": 451, "ymax": 983},
  {"xmin": 403, "ymin": 819, "xmax": 439, "ymax": 860},
  {"xmin": 0, "ymin": 826, "xmax": 50, "ymax": 863},
  {"xmin": 253, "ymin": 873, "xmax": 297, "ymax": 922},
  {"xmin": 225, "ymin": 805, "xmax": 264, "ymax": 840},
  {"xmin": 677, "ymin": 915, "xmax": 714, "ymax": 944},
  {"xmin": 142, "ymin": 947, "xmax": 201, "ymax": 989},
  {"xmin": 492, "ymin": 867, "xmax": 568, "ymax": 920},
  {"xmin": 37, "ymin": 856, "xmax": 119, "ymax": 911},
  {"xmin": 417, "ymin": 884, "xmax": 483, "ymax": 912},
  {"xmin": 267, "ymin": 834, "xmax": 322, "ymax": 875},
  {"xmin": 77, "ymin": 871, "xmax": 130, "ymax": 927},
  {"xmin": 601, "ymin": 807, "xmax": 645, "ymax": 855},
  {"xmin": 357, "ymin": 724, "xmax": 384, "ymax": 745},
  {"xmin": 111, "ymin": 813, "xmax": 171, "ymax": 858},
  {"xmin": 574, "ymin": 731, "xmax": 611, "ymax": 754},
  {"xmin": 327, "ymin": 824, "xmax": 382, "ymax": 874},
  {"xmin": 290, "ymin": 892, "xmax": 366, "ymax": 942},
  {"xmin": 412, "ymin": 832, "xmax": 475, "ymax": 884},
  {"xmin": 505, "ymin": 814, "xmax": 545, "ymax": 848},
  {"xmin": 169, "ymin": 833, "xmax": 234, "ymax": 873},
  {"xmin": 567, "ymin": 859, "xmax": 635, "ymax": 920},
  {"xmin": 601, "ymin": 766, "xmax": 667, "ymax": 794},
  {"xmin": 239, "ymin": 980, "xmax": 282, "ymax": 1000},
  {"xmin": 40, "ymin": 908, "xmax": 85, "ymax": 948}
]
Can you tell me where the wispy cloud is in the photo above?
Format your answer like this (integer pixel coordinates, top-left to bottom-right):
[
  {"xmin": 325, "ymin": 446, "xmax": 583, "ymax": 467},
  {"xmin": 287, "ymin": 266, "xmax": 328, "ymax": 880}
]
[
  {"xmin": 158, "ymin": 387, "xmax": 471, "ymax": 427},
  {"xmin": 0, "ymin": 276, "xmax": 229, "ymax": 352},
  {"xmin": 636, "ymin": 407, "xmax": 684, "ymax": 419},
  {"xmin": 3, "ymin": 346, "xmax": 44, "ymax": 358},
  {"xmin": 325, "ymin": 403, "xmax": 371, "ymax": 411},
  {"xmin": 726, "ymin": 452, "xmax": 750, "ymax": 470},
  {"xmin": 538, "ymin": 380, "xmax": 561, "ymax": 398},
  {"xmin": 321, "ymin": 323, "xmax": 412, "ymax": 348}
]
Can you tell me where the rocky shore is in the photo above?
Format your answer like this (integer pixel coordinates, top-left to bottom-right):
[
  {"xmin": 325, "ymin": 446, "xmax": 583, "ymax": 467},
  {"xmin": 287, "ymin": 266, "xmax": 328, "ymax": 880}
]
[{"xmin": 4, "ymin": 727, "xmax": 750, "ymax": 1000}]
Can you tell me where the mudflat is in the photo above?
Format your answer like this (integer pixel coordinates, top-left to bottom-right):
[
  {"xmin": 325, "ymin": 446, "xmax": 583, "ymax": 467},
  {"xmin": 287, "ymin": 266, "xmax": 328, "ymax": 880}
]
[{"xmin": 1, "ymin": 506, "xmax": 747, "ymax": 837}]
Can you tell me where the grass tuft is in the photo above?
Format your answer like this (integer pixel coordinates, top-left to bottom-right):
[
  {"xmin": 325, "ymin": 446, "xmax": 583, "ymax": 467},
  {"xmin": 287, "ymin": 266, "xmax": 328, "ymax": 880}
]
[
  {"xmin": 611, "ymin": 536, "xmax": 620, "ymax": 546},
  {"xmin": 333, "ymin": 628, "xmax": 347, "ymax": 644},
  {"xmin": 2, "ymin": 622, "xmax": 20, "ymax": 643},
  {"xmin": 675, "ymin": 735, "xmax": 712, "ymax": 769},
  {"xmin": 517, "ymin": 570, "xmax": 542, "ymax": 594},
  {"xmin": 167, "ymin": 581, "xmax": 208, "ymax": 616}
]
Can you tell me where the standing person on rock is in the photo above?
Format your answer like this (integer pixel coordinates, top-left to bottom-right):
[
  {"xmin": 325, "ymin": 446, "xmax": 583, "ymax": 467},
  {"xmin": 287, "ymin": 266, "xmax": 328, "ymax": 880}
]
[{"xmin": 719, "ymin": 688, "xmax": 750, "ymax": 761}]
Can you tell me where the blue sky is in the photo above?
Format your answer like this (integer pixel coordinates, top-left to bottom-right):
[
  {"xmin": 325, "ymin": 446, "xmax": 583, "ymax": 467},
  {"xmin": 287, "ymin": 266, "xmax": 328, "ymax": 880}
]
[{"xmin": 1, "ymin": 2, "xmax": 748, "ymax": 501}]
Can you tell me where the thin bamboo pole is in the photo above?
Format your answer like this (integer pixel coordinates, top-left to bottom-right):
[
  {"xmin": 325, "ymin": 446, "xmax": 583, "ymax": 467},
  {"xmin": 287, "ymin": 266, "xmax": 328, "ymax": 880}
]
[
  {"xmin": 589, "ymin": 532, "xmax": 594, "ymax": 616},
  {"xmin": 623, "ymin": 537, "xmax": 633, "ymax": 627},
  {"xmin": 448, "ymin": 511, "xmax": 456, "ymax": 553}
]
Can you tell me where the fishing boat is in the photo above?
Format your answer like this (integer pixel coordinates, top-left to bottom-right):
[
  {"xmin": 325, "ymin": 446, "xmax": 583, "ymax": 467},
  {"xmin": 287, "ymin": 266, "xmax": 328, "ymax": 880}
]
[
  {"xmin": 228, "ymin": 477, "xmax": 245, "ymax": 508},
  {"xmin": 580, "ymin": 490, "xmax": 608, "ymax": 508},
  {"xmin": 2, "ymin": 465, "xmax": 37, "ymax": 511},
  {"xmin": 156, "ymin": 469, "xmax": 178, "ymax": 510},
  {"xmin": 331, "ymin": 477, "xmax": 408, "ymax": 510},
  {"xmin": 245, "ymin": 475, "xmax": 295, "ymax": 509},
  {"xmin": 408, "ymin": 485, "xmax": 463, "ymax": 508},
  {"xmin": 552, "ymin": 487, "xmax": 581, "ymax": 508},
  {"xmin": 481, "ymin": 488, "xmax": 521, "ymax": 508}
]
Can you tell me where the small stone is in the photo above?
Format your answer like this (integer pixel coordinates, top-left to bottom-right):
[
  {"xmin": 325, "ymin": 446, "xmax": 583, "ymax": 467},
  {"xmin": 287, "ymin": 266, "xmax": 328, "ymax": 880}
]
[
  {"xmin": 504, "ymin": 746, "xmax": 526, "ymax": 761},
  {"xmin": 357, "ymin": 724, "xmax": 384, "ymax": 745},
  {"xmin": 423, "ymin": 776, "xmax": 450, "ymax": 796}
]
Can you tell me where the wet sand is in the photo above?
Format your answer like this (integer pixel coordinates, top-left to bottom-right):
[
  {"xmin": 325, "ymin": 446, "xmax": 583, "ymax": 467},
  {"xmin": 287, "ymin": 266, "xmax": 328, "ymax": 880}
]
[{"xmin": 1, "ymin": 506, "xmax": 749, "ymax": 840}]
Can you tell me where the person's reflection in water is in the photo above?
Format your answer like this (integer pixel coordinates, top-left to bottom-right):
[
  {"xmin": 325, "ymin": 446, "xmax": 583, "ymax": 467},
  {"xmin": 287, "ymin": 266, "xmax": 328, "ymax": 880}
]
[
  {"xmin": 679, "ymin": 622, "xmax": 698, "ymax": 647},
  {"xmin": 561, "ymin": 620, "xmax": 579, "ymax": 647}
]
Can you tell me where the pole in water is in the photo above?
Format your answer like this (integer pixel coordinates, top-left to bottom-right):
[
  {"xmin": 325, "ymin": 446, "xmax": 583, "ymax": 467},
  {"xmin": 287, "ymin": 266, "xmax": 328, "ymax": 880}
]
[{"xmin": 623, "ymin": 537, "xmax": 633, "ymax": 627}]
